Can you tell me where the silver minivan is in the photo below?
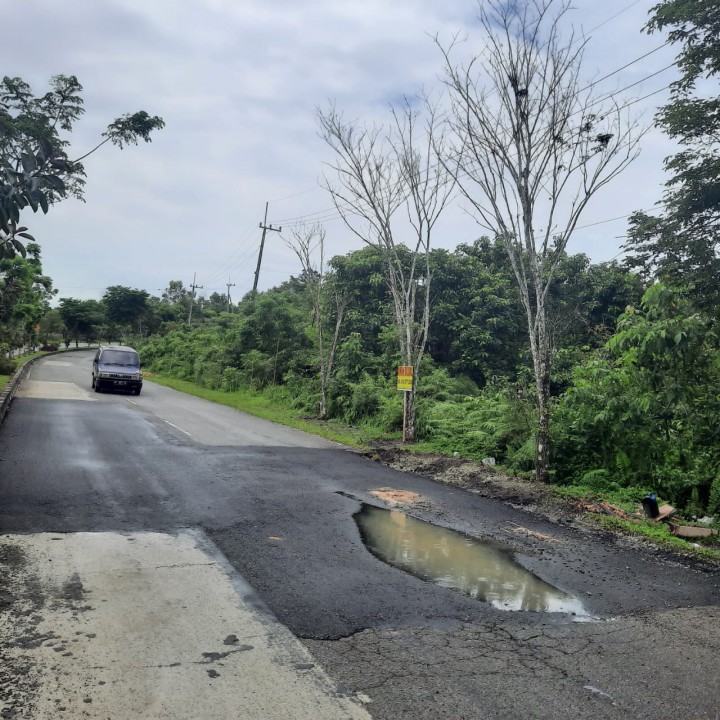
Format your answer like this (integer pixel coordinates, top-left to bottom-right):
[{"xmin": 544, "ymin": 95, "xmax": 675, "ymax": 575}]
[{"xmin": 92, "ymin": 345, "xmax": 143, "ymax": 395}]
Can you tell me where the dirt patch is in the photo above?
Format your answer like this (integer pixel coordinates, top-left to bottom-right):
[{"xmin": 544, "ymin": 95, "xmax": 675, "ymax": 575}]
[
  {"xmin": 364, "ymin": 443, "xmax": 560, "ymax": 512},
  {"xmin": 368, "ymin": 488, "xmax": 423, "ymax": 505}
]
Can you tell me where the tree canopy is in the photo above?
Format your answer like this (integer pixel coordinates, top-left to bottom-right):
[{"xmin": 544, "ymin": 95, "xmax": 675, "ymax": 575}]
[
  {"xmin": 0, "ymin": 75, "xmax": 164, "ymax": 257},
  {"xmin": 625, "ymin": 0, "xmax": 720, "ymax": 309}
]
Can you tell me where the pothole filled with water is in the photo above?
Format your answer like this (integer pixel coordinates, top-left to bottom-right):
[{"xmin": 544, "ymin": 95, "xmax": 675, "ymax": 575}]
[{"xmin": 354, "ymin": 504, "xmax": 587, "ymax": 615}]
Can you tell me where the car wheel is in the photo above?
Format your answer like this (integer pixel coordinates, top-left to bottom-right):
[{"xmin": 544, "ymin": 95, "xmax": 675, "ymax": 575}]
[
  {"xmin": 91, "ymin": 376, "xmax": 95, "ymax": 389},
  {"xmin": 135, "ymin": 387, "xmax": 142, "ymax": 396},
  {"xmin": 95, "ymin": 381, "xmax": 102, "ymax": 393}
]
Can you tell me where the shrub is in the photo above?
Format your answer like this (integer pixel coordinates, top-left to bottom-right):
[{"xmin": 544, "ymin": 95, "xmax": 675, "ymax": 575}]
[
  {"xmin": 347, "ymin": 375, "xmax": 381, "ymax": 423},
  {"xmin": 221, "ymin": 367, "xmax": 241, "ymax": 392},
  {"xmin": 708, "ymin": 476, "xmax": 720, "ymax": 518},
  {"xmin": 421, "ymin": 381, "xmax": 536, "ymax": 470},
  {"xmin": 241, "ymin": 350, "xmax": 274, "ymax": 389},
  {"xmin": 0, "ymin": 356, "xmax": 15, "ymax": 375}
]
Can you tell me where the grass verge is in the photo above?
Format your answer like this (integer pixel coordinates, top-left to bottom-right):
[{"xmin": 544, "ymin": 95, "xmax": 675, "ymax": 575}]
[
  {"xmin": 144, "ymin": 374, "xmax": 378, "ymax": 448},
  {"xmin": 590, "ymin": 514, "xmax": 720, "ymax": 563},
  {"xmin": 1, "ymin": 351, "xmax": 48, "ymax": 387}
]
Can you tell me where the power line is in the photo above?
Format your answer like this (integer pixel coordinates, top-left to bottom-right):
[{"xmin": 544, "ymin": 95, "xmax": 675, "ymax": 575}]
[
  {"xmin": 272, "ymin": 61, "xmax": 674, "ymax": 232},
  {"xmin": 198, "ymin": 219, "xmax": 261, "ymax": 288},
  {"xmin": 271, "ymin": 39, "xmax": 673, "ymax": 229},
  {"xmin": 584, "ymin": 0, "xmax": 647, "ymax": 34},
  {"xmin": 197, "ymin": 4, "xmax": 675, "ymax": 284},
  {"xmin": 275, "ymin": 82, "xmax": 672, "ymax": 234},
  {"xmin": 589, "ymin": 42, "xmax": 670, "ymax": 88}
]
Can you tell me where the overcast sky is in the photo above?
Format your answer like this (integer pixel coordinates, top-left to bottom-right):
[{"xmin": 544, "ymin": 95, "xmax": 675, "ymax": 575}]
[{"xmin": 6, "ymin": 0, "xmax": 679, "ymax": 303}]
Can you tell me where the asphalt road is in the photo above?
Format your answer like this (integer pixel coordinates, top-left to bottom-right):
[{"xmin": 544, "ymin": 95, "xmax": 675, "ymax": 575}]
[{"xmin": 1, "ymin": 352, "xmax": 719, "ymax": 719}]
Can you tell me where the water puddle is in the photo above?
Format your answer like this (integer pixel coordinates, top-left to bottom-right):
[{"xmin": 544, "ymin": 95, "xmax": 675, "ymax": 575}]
[{"xmin": 354, "ymin": 504, "xmax": 587, "ymax": 615}]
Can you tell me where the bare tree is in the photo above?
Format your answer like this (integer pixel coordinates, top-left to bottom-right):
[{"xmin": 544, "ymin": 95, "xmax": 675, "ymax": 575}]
[
  {"xmin": 286, "ymin": 223, "xmax": 346, "ymax": 419},
  {"xmin": 438, "ymin": 0, "xmax": 643, "ymax": 480},
  {"xmin": 318, "ymin": 98, "xmax": 454, "ymax": 440}
]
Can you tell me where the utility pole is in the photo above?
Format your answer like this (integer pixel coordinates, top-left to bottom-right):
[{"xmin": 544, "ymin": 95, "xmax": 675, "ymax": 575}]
[
  {"xmin": 188, "ymin": 272, "xmax": 203, "ymax": 324},
  {"xmin": 226, "ymin": 277, "xmax": 235, "ymax": 313},
  {"xmin": 252, "ymin": 202, "xmax": 282, "ymax": 296}
]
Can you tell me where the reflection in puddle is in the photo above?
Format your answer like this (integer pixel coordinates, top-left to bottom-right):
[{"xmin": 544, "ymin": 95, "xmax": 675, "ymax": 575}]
[{"xmin": 355, "ymin": 505, "xmax": 586, "ymax": 615}]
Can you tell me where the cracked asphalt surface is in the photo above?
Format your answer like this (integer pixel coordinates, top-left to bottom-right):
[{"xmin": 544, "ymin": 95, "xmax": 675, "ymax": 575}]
[{"xmin": 1, "ymin": 352, "xmax": 719, "ymax": 719}]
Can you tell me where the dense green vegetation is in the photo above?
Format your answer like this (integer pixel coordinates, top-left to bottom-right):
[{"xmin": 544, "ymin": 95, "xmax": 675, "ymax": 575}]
[
  {"xmin": 46, "ymin": 229, "xmax": 718, "ymax": 520},
  {"xmin": 3, "ymin": 0, "xmax": 719, "ymax": 532},
  {"xmin": 0, "ymin": 243, "xmax": 55, "ymax": 373}
]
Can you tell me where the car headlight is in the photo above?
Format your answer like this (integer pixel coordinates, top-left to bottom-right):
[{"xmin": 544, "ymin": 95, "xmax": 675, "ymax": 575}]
[
  {"xmin": 131, "ymin": 373, "xmax": 142, "ymax": 380},
  {"xmin": 98, "ymin": 372, "xmax": 111, "ymax": 378}
]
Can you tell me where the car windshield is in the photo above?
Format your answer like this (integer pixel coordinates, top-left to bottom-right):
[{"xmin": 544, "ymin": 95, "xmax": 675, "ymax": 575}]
[{"xmin": 101, "ymin": 350, "xmax": 139, "ymax": 366}]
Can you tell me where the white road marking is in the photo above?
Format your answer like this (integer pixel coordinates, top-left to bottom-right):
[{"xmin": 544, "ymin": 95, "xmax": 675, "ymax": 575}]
[
  {"xmin": 163, "ymin": 419, "xmax": 192, "ymax": 437},
  {"xmin": 1, "ymin": 531, "xmax": 371, "ymax": 719},
  {"xmin": 126, "ymin": 398, "xmax": 139, "ymax": 406}
]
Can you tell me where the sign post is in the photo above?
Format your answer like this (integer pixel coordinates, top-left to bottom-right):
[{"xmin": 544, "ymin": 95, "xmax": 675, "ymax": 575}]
[{"xmin": 397, "ymin": 365, "xmax": 413, "ymax": 443}]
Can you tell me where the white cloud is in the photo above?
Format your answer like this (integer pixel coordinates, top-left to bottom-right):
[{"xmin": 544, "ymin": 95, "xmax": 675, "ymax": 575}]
[{"xmin": 4, "ymin": 0, "xmax": 681, "ymax": 300}]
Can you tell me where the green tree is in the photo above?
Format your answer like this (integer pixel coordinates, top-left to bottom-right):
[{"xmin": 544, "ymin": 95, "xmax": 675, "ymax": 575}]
[
  {"xmin": 58, "ymin": 298, "xmax": 105, "ymax": 347},
  {"xmin": 0, "ymin": 75, "xmax": 164, "ymax": 256},
  {"xmin": 0, "ymin": 243, "xmax": 54, "ymax": 354},
  {"xmin": 624, "ymin": 0, "xmax": 720, "ymax": 310},
  {"xmin": 427, "ymin": 240, "xmax": 524, "ymax": 386},
  {"xmin": 159, "ymin": 280, "xmax": 191, "ymax": 323},
  {"xmin": 103, "ymin": 285, "xmax": 150, "ymax": 334},
  {"xmin": 554, "ymin": 284, "xmax": 720, "ymax": 508},
  {"xmin": 205, "ymin": 292, "xmax": 230, "ymax": 315},
  {"xmin": 231, "ymin": 287, "xmax": 313, "ymax": 385},
  {"xmin": 328, "ymin": 246, "xmax": 391, "ymax": 361},
  {"xmin": 39, "ymin": 308, "xmax": 64, "ymax": 346}
]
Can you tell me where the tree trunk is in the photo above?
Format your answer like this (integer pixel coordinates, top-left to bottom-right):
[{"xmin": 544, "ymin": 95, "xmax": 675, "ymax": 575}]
[
  {"xmin": 535, "ymin": 364, "xmax": 551, "ymax": 483},
  {"xmin": 319, "ymin": 388, "xmax": 327, "ymax": 421},
  {"xmin": 405, "ymin": 390, "xmax": 416, "ymax": 443},
  {"xmin": 532, "ymin": 287, "xmax": 553, "ymax": 483}
]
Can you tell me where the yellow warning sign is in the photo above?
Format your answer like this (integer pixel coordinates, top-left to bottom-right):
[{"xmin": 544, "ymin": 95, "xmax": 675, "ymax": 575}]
[{"xmin": 397, "ymin": 365, "xmax": 413, "ymax": 391}]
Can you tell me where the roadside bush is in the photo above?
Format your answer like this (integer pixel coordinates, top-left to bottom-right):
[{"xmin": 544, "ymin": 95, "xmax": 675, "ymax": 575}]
[
  {"xmin": 551, "ymin": 286, "xmax": 720, "ymax": 511},
  {"xmin": 221, "ymin": 367, "xmax": 241, "ymax": 392},
  {"xmin": 419, "ymin": 366, "xmax": 479, "ymax": 402},
  {"xmin": 422, "ymin": 381, "xmax": 536, "ymax": 470},
  {"xmin": 281, "ymin": 371, "xmax": 320, "ymax": 414},
  {"xmin": 0, "ymin": 356, "xmax": 15, "ymax": 374},
  {"xmin": 375, "ymin": 391, "xmax": 403, "ymax": 433},
  {"xmin": 241, "ymin": 350, "xmax": 274, "ymax": 389},
  {"xmin": 347, "ymin": 375, "xmax": 382, "ymax": 423},
  {"xmin": 195, "ymin": 359, "xmax": 224, "ymax": 389}
]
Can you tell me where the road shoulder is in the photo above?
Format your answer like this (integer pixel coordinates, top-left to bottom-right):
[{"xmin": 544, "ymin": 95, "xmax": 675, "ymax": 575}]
[{"xmin": 0, "ymin": 529, "xmax": 371, "ymax": 720}]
